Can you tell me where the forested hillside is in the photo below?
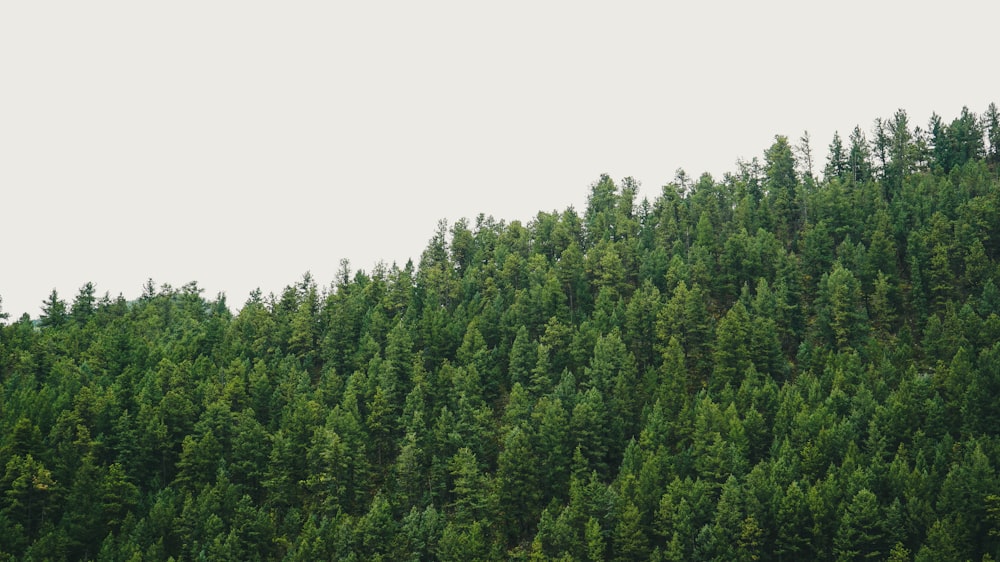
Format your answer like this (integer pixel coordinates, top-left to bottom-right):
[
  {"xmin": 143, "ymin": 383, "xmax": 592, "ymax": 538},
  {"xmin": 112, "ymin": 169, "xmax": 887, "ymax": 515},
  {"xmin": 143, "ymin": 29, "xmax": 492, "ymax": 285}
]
[{"xmin": 3, "ymin": 104, "xmax": 1000, "ymax": 561}]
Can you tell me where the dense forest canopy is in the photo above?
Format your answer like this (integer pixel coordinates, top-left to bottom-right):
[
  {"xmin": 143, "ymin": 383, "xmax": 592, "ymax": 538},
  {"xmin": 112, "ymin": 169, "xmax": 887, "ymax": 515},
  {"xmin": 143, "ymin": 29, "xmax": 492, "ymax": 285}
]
[{"xmin": 3, "ymin": 103, "xmax": 1000, "ymax": 561}]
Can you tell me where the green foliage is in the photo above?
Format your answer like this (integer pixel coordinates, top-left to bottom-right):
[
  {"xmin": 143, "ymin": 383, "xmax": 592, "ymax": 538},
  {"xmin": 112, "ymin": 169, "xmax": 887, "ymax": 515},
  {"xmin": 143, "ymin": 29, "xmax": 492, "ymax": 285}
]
[{"xmin": 2, "ymin": 101, "xmax": 999, "ymax": 559}]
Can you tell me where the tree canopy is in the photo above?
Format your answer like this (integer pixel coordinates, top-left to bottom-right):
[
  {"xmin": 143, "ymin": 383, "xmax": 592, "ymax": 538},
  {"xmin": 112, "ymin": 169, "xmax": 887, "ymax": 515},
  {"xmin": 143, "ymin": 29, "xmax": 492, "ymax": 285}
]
[{"xmin": 2, "ymin": 103, "xmax": 1000, "ymax": 560}]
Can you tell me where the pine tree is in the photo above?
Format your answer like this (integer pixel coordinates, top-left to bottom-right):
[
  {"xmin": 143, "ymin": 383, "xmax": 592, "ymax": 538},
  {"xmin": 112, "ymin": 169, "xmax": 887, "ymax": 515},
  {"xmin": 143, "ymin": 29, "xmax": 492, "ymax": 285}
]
[
  {"xmin": 834, "ymin": 489, "xmax": 885, "ymax": 561},
  {"xmin": 985, "ymin": 102, "xmax": 1000, "ymax": 166},
  {"xmin": 39, "ymin": 289, "xmax": 68, "ymax": 328},
  {"xmin": 825, "ymin": 131, "xmax": 849, "ymax": 182}
]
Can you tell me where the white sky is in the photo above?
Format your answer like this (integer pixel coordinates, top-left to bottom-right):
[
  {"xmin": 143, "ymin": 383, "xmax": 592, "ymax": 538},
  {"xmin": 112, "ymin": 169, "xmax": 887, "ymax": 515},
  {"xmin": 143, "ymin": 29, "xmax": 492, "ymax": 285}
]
[{"xmin": 2, "ymin": 1, "xmax": 997, "ymax": 319}]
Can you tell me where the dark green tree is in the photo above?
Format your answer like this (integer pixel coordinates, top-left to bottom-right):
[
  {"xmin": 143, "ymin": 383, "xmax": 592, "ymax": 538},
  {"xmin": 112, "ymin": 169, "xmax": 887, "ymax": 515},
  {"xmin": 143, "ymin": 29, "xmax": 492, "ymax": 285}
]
[
  {"xmin": 39, "ymin": 289, "xmax": 68, "ymax": 328},
  {"xmin": 826, "ymin": 131, "xmax": 849, "ymax": 182},
  {"xmin": 834, "ymin": 488, "xmax": 885, "ymax": 561}
]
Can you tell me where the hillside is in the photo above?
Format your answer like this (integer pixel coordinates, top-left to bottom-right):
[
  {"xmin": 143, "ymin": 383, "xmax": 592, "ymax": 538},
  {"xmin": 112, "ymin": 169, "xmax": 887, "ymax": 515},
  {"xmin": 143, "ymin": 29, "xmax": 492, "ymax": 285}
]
[{"xmin": 2, "ymin": 104, "xmax": 1000, "ymax": 560}]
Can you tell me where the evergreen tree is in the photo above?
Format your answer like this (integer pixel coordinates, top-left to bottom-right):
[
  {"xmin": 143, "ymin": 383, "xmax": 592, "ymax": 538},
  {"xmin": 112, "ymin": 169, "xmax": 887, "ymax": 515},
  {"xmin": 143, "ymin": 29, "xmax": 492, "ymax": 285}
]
[
  {"xmin": 834, "ymin": 488, "xmax": 885, "ymax": 561},
  {"xmin": 985, "ymin": 102, "xmax": 1000, "ymax": 166},
  {"xmin": 765, "ymin": 135, "xmax": 800, "ymax": 244},
  {"xmin": 847, "ymin": 126, "xmax": 873, "ymax": 184},
  {"xmin": 70, "ymin": 282, "xmax": 96, "ymax": 325},
  {"xmin": 826, "ymin": 131, "xmax": 849, "ymax": 182},
  {"xmin": 39, "ymin": 289, "xmax": 68, "ymax": 328}
]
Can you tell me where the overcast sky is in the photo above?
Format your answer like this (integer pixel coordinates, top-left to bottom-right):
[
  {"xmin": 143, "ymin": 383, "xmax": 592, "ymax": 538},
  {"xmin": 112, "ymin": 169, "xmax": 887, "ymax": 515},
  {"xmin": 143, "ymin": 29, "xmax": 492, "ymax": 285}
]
[{"xmin": 2, "ymin": 2, "xmax": 997, "ymax": 319}]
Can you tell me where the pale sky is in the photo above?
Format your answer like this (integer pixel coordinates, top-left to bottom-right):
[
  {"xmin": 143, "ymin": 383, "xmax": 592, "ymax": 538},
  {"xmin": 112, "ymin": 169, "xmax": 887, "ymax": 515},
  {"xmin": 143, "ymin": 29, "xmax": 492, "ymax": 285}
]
[{"xmin": 1, "ymin": 2, "xmax": 997, "ymax": 319}]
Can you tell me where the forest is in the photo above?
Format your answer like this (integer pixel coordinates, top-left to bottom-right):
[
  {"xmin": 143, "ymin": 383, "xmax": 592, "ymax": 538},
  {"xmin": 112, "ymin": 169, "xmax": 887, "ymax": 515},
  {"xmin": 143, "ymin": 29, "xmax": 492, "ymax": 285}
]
[{"xmin": 2, "ymin": 103, "xmax": 1000, "ymax": 561}]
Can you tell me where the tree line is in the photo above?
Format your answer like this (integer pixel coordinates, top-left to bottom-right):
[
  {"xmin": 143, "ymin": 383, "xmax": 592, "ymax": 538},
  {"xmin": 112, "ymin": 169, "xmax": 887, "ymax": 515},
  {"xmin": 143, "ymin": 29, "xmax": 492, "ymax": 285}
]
[{"xmin": 2, "ymin": 103, "xmax": 1000, "ymax": 560}]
